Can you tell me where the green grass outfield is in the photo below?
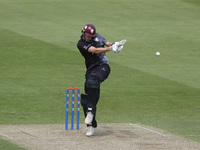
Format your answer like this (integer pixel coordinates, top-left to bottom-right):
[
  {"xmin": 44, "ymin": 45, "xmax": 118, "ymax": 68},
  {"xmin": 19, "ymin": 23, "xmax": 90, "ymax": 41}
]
[{"xmin": 0, "ymin": 0, "xmax": 200, "ymax": 149}]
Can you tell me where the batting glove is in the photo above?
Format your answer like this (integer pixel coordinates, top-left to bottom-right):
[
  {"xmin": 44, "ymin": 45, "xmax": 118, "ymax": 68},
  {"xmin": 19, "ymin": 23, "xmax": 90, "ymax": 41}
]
[
  {"xmin": 117, "ymin": 46, "xmax": 123, "ymax": 53},
  {"xmin": 110, "ymin": 43, "xmax": 119, "ymax": 53}
]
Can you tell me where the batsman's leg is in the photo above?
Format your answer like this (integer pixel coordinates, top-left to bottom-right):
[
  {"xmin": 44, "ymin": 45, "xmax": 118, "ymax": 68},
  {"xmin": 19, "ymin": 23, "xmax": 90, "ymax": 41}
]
[
  {"xmin": 84, "ymin": 75, "xmax": 100, "ymax": 124},
  {"xmin": 81, "ymin": 93, "xmax": 98, "ymax": 127}
]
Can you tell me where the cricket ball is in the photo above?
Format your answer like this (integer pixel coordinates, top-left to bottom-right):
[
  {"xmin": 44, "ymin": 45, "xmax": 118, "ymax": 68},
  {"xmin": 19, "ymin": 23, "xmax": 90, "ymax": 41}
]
[{"xmin": 156, "ymin": 52, "xmax": 160, "ymax": 56}]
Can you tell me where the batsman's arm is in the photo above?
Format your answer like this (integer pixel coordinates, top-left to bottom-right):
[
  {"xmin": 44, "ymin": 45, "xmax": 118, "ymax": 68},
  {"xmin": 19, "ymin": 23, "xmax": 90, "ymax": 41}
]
[
  {"xmin": 88, "ymin": 46, "xmax": 111, "ymax": 54},
  {"xmin": 105, "ymin": 41, "xmax": 112, "ymax": 47},
  {"xmin": 88, "ymin": 41, "xmax": 119, "ymax": 54}
]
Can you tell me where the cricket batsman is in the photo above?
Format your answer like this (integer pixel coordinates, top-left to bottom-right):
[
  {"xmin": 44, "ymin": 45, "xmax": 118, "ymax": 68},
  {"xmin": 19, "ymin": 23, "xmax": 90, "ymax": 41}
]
[{"xmin": 77, "ymin": 24, "xmax": 126, "ymax": 136}]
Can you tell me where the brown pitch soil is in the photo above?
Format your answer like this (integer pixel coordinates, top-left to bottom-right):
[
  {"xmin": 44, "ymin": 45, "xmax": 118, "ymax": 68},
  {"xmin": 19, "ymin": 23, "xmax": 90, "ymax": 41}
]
[{"xmin": 0, "ymin": 123, "xmax": 200, "ymax": 150}]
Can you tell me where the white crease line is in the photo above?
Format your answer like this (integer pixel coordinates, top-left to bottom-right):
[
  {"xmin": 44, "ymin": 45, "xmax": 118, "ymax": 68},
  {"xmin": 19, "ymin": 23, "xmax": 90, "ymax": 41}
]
[
  {"xmin": 130, "ymin": 123, "xmax": 166, "ymax": 137},
  {"xmin": 0, "ymin": 132, "xmax": 14, "ymax": 139}
]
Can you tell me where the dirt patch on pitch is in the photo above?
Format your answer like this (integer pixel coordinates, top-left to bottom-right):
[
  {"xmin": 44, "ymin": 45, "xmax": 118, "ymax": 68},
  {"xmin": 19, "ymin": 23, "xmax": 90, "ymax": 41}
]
[{"xmin": 0, "ymin": 123, "xmax": 200, "ymax": 150}]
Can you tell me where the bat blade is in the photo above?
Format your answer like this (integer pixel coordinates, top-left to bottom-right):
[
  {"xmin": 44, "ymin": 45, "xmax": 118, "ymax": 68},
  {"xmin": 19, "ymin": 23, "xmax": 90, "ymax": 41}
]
[{"xmin": 119, "ymin": 39, "xmax": 127, "ymax": 46}]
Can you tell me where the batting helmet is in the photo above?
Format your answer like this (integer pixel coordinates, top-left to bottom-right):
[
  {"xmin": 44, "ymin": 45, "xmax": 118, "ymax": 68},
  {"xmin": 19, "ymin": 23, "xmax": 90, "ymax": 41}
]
[{"xmin": 82, "ymin": 24, "xmax": 96, "ymax": 37}]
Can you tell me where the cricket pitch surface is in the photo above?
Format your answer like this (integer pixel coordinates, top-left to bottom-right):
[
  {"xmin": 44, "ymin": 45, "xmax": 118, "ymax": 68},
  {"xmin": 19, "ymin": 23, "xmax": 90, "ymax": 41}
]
[{"xmin": 0, "ymin": 123, "xmax": 200, "ymax": 150}]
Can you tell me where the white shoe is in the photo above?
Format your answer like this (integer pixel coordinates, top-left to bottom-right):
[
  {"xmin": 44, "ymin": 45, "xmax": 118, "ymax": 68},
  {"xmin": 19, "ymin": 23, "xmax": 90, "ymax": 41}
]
[
  {"xmin": 86, "ymin": 126, "xmax": 97, "ymax": 137},
  {"xmin": 85, "ymin": 112, "xmax": 94, "ymax": 124}
]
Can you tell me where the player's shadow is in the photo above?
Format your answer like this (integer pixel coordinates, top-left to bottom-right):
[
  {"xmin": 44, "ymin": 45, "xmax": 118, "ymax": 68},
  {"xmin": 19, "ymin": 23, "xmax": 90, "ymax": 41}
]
[
  {"xmin": 94, "ymin": 128, "xmax": 140, "ymax": 138},
  {"xmin": 94, "ymin": 128, "xmax": 114, "ymax": 137}
]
